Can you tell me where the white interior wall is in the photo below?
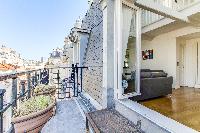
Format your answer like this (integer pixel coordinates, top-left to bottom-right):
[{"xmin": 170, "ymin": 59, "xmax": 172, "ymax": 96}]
[
  {"xmin": 142, "ymin": 35, "xmax": 177, "ymax": 88},
  {"xmin": 142, "ymin": 36, "xmax": 200, "ymax": 89},
  {"xmin": 140, "ymin": 26, "xmax": 200, "ymax": 88}
]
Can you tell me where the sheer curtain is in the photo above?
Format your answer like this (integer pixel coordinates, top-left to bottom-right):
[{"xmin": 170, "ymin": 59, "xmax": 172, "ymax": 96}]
[{"xmin": 122, "ymin": 5, "xmax": 134, "ymax": 70}]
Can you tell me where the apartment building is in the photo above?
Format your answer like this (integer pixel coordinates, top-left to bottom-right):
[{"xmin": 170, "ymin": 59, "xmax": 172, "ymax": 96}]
[{"xmin": 63, "ymin": 0, "xmax": 200, "ymax": 132}]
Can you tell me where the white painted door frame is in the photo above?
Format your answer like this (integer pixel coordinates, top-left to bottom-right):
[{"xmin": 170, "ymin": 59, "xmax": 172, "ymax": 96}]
[{"xmin": 179, "ymin": 43, "xmax": 186, "ymax": 87}]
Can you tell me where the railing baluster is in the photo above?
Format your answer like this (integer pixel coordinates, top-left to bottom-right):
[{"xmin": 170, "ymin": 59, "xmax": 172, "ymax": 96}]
[
  {"xmin": 20, "ymin": 81, "xmax": 26, "ymax": 101},
  {"xmin": 32, "ymin": 76, "xmax": 35, "ymax": 90},
  {"xmin": 0, "ymin": 89, "xmax": 6, "ymax": 133},
  {"xmin": 37, "ymin": 73, "xmax": 40, "ymax": 84},
  {"xmin": 71, "ymin": 64, "xmax": 76, "ymax": 97},
  {"xmin": 27, "ymin": 73, "xmax": 31, "ymax": 99},
  {"xmin": 47, "ymin": 69, "xmax": 50, "ymax": 85},
  {"xmin": 76, "ymin": 64, "xmax": 79, "ymax": 95},
  {"xmin": 12, "ymin": 77, "xmax": 17, "ymax": 113},
  {"xmin": 57, "ymin": 70, "xmax": 59, "ymax": 97},
  {"xmin": 39, "ymin": 69, "xmax": 42, "ymax": 83},
  {"xmin": 56, "ymin": 70, "xmax": 60, "ymax": 99},
  {"xmin": 35, "ymin": 71, "xmax": 38, "ymax": 85},
  {"xmin": 80, "ymin": 68, "xmax": 83, "ymax": 92}
]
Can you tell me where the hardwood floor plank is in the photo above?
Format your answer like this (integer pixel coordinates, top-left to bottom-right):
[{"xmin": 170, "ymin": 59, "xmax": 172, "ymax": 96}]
[{"xmin": 140, "ymin": 87, "xmax": 200, "ymax": 131}]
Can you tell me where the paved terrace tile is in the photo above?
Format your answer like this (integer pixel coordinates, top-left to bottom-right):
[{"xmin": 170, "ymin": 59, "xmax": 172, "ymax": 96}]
[{"xmin": 41, "ymin": 99, "xmax": 85, "ymax": 133}]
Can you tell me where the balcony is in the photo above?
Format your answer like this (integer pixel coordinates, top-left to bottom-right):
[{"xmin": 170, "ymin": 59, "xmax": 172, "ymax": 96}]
[
  {"xmin": 0, "ymin": 64, "xmax": 143, "ymax": 133},
  {"xmin": 0, "ymin": 65, "xmax": 89, "ymax": 133}
]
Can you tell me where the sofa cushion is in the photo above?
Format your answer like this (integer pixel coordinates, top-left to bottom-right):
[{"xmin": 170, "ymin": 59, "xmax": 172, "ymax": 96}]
[
  {"xmin": 141, "ymin": 69, "xmax": 151, "ymax": 72},
  {"xmin": 151, "ymin": 72, "xmax": 167, "ymax": 78},
  {"xmin": 131, "ymin": 70, "xmax": 168, "ymax": 79},
  {"xmin": 150, "ymin": 70, "xmax": 164, "ymax": 72},
  {"xmin": 141, "ymin": 72, "xmax": 152, "ymax": 78}
]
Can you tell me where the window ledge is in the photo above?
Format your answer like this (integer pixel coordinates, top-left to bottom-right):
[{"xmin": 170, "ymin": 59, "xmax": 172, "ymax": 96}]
[
  {"xmin": 117, "ymin": 99, "xmax": 198, "ymax": 133},
  {"xmin": 121, "ymin": 92, "xmax": 141, "ymax": 99}
]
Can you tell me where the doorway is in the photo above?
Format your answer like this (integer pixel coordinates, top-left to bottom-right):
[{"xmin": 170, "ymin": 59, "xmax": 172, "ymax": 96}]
[{"xmin": 179, "ymin": 38, "xmax": 200, "ymax": 88}]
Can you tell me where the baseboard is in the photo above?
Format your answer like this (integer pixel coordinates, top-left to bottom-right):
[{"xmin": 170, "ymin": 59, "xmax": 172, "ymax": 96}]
[
  {"xmin": 194, "ymin": 84, "xmax": 200, "ymax": 89},
  {"xmin": 175, "ymin": 85, "xmax": 180, "ymax": 89}
]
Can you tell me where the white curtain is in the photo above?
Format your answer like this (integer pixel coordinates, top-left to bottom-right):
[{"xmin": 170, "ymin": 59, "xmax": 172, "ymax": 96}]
[{"xmin": 122, "ymin": 5, "xmax": 134, "ymax": 69}]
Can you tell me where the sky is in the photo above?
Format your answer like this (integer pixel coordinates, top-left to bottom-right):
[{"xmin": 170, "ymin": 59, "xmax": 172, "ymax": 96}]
[{"xmin": 0, "ymin": 0, "xmax": 88, "ymax": 61}]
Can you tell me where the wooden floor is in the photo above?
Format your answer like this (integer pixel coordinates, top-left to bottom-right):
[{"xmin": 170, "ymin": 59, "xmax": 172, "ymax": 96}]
[{"xmin": 140, "ymin": 87, "xmax": 200, "ymax": 132}]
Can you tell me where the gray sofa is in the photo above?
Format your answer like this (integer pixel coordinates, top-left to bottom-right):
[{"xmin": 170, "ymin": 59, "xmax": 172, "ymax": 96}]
[{"xmin": 130, "ymin": 69, "xmax": 173, "ymax": 101}]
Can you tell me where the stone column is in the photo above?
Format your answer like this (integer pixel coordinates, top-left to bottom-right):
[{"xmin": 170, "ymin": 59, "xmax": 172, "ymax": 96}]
[{"xmin": 100, "ymin": 0, "xmax": 115, "ymax": 109}]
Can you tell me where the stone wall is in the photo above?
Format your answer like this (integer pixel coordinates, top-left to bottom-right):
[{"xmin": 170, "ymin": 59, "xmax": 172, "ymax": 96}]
[
  {"xmin": 81, "ymin": 1, "xmax": 103, "ymax": 105},
  {"xmin": 81, "ymin": 0, "xmax": 103, "ymax": 31}
]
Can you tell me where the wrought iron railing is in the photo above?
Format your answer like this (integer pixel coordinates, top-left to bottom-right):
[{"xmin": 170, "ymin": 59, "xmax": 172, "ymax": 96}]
[
  {"xmin": 50, "ymin": 64, "xmax": 88, "ymax": 99},
  {"xmin": 0, "ymin": 64, "xmax": 88, "ymax": 133},
  {"xmin": 0, "ymin": 68, "xmax": 49, "ymax": 133}
]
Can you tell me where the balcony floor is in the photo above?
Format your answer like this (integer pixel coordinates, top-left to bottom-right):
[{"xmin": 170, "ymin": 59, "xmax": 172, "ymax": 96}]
[
  {"xmin": 140, "ymin": 87, "xmax": 200, "ymax": 132},
  {"xmin": 41, "ymin": 99, "xmax": 85, "ymax": 133}
]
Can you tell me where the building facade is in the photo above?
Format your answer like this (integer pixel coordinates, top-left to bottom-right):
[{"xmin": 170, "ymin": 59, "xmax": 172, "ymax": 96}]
[{"xmin": 64, "ymin": 0, "xmax": 200, "ymax": 132}]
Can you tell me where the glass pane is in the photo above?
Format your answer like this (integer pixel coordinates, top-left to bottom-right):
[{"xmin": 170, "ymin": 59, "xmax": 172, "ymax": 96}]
[{"xmin": 122, "ymin": 37, "xmax": 136, "ymax": 94}]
